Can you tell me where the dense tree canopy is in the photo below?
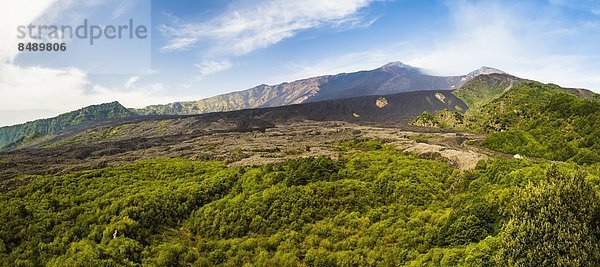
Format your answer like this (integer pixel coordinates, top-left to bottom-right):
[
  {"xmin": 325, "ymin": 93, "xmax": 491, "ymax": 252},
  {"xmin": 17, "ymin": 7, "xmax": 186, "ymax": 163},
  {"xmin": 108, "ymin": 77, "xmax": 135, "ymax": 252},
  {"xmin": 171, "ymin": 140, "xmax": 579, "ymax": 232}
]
[
  {"xmin": 1, "ymin": 141, "xmax": 599, "ymax": 265},
  {"xmin": 468, "ymin": 83, "xmax": 600, "ymax": 164},
  {"xmin": 499, "ymin": 167, "xmax": 600, "ymax": 266}
]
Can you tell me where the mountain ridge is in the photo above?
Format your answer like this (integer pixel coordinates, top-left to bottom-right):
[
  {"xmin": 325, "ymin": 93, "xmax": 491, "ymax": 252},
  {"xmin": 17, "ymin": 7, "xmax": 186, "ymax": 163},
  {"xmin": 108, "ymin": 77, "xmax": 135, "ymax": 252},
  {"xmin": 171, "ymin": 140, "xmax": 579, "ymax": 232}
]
[
  {"xmin": 1, "ymin": 61, "xmax": 490, "ymax": 151},
  {"xmin": 134, "ymin": 62, "xmax": 483, "ymax": 116},
  {"xmin": 0, "ymin": 101, "xmax": 135, "ymax": 150},
  {"xmin": 3, "ymin": 63, "xmax": 595, "ymax": 152}
]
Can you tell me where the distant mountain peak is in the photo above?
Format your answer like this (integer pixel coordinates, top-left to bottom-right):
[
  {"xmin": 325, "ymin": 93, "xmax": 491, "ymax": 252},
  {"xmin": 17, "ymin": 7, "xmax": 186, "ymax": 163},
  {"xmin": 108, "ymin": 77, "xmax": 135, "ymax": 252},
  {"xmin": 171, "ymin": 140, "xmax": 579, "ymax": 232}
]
[
  {"xmin": 462, "ymin": 66, "xmax": 507, "ymax": 83},
  {"xmin": 382, "ymin": 61, "xmax": 413, "ymax": 68},
  {"xmin": 380, "ymin": 61, "xmax": 421, "ymax": 74},
  {"xmin": 469, "ymin": 66, "xmax": 506, "ymax": 76},
  {"xmin": 481, "ymin": 66, "xmax": 505, "ymax": 73}
]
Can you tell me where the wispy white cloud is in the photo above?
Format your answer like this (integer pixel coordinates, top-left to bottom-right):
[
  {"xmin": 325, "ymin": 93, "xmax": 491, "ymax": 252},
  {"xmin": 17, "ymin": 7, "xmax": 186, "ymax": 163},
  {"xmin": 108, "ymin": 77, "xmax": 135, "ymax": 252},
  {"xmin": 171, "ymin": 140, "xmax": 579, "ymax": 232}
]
[
  {"xmin": 111, "ymin": 0, "xmax": 136, "ymax": 20},
  {"xmin": 124, "ymin": 75, "xmax": 140, "ymax": 88},
  {"xmin": 159, "ymin": 0, "xmax": 377, "ymax": 78},
  {"xmin": 195, "ymin": 59, "xmax": 233, "ymax": 78},
  {"xmin": 160, "ymin": 0, "xmax": 376, "ymax": 55}
]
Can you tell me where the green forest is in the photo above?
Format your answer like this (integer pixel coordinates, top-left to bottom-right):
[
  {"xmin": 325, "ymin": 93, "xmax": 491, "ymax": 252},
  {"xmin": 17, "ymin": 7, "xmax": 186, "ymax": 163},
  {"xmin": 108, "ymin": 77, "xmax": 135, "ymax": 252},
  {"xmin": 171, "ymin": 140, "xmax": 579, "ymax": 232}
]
[
  {"xmin": 2, "ymin": 141, "xmax": 600, "ymax": 266},
  {"xmin": 0, "ymin": 102, "xmax": 134, "ymax": 150},
  {"xmin": 474, "ymin": 83, "xmax": 600, "ymax": 164},
  {"xmin": 415, "ymin": 79, "xmax": 600, "ymax": 165}
]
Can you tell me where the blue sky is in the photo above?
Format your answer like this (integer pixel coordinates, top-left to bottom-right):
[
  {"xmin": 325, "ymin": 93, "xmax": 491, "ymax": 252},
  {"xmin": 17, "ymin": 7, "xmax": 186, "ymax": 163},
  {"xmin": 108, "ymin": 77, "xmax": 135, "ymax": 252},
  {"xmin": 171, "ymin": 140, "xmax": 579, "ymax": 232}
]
[{"xmin": 0, "ymin": 0, "xmax": 599, "ymax": 126}]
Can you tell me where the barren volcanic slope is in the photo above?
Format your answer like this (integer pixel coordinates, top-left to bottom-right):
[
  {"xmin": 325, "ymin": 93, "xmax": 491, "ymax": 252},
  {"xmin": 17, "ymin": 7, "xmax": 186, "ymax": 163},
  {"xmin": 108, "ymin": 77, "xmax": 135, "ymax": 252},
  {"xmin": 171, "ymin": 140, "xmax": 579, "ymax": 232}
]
[
  {"xmin": 194, "ymin": 89, "xmax": 467, "ymax": 124},
  {"xmin": 134, "ymin": 63, "xmax": 500, "ymax": 115},
  {"xmin": 0, "ymin": 89, "xmax": 466, "ymax": 151},
  {"xmin": 0, "ymin": 64, "xmax": 501, "ymax": 150},
  {"xmin": 0, "ymin": 89, "xmax": 468, "ymax": 182}
]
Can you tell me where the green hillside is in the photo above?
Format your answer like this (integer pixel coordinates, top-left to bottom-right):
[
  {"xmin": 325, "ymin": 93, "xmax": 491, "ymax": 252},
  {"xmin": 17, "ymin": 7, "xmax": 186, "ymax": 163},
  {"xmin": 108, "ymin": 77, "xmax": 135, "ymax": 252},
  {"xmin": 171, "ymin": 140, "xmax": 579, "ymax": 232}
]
[
  {"xmin": 417, "ymin": 74, "xmax": 600, "ymax": 164},
  {"xmin": 2, "ymin": 143, "xmax": 599, "ymax": 266},
  {"xmin": 452, "ymin": 74, "xmax": 525, "ymax": 109},
  {"xmin": 464, "ymin": 82, "xmax": 600, "ymax": 164},
  {"xmin": 133, "ymin": 94, "xmax": 255, "ymax": 115},
  {"xmin": 0, "ymin": 102, "xmax": 135, "ymax": 150}
]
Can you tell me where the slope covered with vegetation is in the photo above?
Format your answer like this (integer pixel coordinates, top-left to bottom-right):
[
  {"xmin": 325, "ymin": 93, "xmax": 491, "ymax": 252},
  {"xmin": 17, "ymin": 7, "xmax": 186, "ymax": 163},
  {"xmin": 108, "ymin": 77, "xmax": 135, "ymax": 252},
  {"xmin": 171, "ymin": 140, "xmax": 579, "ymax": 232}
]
[
  {"xmin": 419, "ymin": 74, "xmax": 600, "ymax": 164},
  {"xmin": 133, "ymin": 92, "xmax": 262, "ymax": 115},
  {"xmin": 451, "ymin": 74, "xmax": 524, "ymax": 109},
  {"xmin": 464, "ymin": 82, "xmax": 600, "ymax": 164},
  {"xmin": 1, "ymin": 141, "xmax": 600, "ymax": 266},
  {"xmin": 0, "ymin": 102, "xmax": 135, "ymax": 150}
]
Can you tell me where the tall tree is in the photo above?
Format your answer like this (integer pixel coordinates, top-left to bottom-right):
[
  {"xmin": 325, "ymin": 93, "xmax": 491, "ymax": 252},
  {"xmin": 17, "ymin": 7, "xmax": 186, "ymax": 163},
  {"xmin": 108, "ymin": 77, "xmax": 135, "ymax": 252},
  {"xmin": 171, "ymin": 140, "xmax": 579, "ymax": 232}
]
[{"xmin": 498, "ymin": 166, "xmax": 600, "ymax": 266}]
